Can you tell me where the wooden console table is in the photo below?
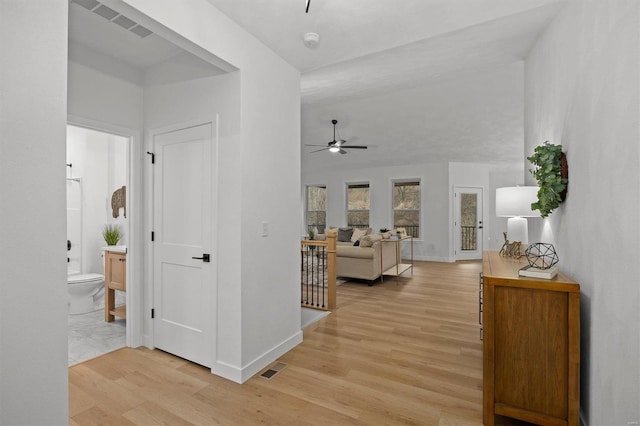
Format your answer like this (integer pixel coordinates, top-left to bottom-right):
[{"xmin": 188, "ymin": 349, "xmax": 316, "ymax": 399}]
[
  {"xmin": 481, "ymin": 251, "xmax": 580, "ymax": 425},
  {"xmin": 380, "ymin": 236, "xmax": 413, "ymax": 283}
]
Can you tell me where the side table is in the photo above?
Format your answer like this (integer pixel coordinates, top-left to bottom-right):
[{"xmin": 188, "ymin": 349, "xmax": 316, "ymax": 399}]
[{"xmin": 380, "ymin": 236, "xmax": 413, "ymax": 283}]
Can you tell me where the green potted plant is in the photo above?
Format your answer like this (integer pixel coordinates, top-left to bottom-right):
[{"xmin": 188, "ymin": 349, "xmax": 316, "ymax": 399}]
[
  {"xmin": 102, "ymin": 224, "xmax": 121, "ymax": 246},
  {"xmin": 527, "ymin": 141, "xmax": 568, "ymax": 218}
]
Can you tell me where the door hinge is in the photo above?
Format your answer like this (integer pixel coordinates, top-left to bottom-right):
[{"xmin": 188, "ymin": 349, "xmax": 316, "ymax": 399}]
[
  {"xmin": 151, "ymin": 231, "xmax": 154, "ymax": 242},
  {"xmin": 151, "ymin": 308, "xmax": 155, "ymax": 319},
  {"xmin": 146, "ymin": 151, "xmax": 155, "ymax": 164}
]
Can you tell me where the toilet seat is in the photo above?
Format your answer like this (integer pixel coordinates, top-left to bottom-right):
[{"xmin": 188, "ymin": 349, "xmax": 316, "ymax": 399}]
[{"xmin": 68, "ymin": 273, "xmax": 104, "ymax": 284}]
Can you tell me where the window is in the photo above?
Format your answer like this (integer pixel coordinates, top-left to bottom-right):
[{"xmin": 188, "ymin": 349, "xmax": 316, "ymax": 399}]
[
  {"xmin": 347, "ymin": 183, "xmax": 370, "ymax": 229},
  {"xmin": 393, "ymin": 180, "xmax": 420, "ymax": 238},
  {"xmin": 306, "ymin": 185, "xmax": 326, "ymax": 234}
]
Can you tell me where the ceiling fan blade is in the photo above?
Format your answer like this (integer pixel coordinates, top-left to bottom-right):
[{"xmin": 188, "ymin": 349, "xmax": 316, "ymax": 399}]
[
  {"xmin": 339, "ymin": 149, "xmax": 347, "ymax": 155},
  {"xmin": 343, "ymin": 145, "xmax": 368, "ymax": 149},
  {"xmin": 310, "ymin": 147, "xmax": 330, "ymax": 153},
  {"xmin": 339, "ymin": 136, "xmax": 360, "ymax": 145},
  {"xmin": 305, "ymin": 144, "xmax": 329, "ymax": 147}
]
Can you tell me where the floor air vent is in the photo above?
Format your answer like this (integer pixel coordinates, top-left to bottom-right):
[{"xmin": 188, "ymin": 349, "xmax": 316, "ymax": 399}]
[{"xmin": 260, "ymin": 362, "xmax": 287, "ymax": 379}]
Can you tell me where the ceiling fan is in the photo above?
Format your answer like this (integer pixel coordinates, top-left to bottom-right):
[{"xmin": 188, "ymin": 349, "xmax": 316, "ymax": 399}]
[{"xmin": 306, "ymin": 120, "xmax": 368, "ymax": 154}]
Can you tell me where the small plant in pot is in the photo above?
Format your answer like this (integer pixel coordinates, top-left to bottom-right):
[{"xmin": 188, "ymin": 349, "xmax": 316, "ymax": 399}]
[
  {"xmin": 102, "ymin": 224, "xmax": 121, "ymax": 246},
  {"xmin": 527, "ymin": 141, "xmax": 568, "ymax": 218}
]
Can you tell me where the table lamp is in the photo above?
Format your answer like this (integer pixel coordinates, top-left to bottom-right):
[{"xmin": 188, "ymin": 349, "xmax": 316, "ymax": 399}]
[{"xmin": 496, "ymin": 186, "xmax": 540, "ymax": 245}]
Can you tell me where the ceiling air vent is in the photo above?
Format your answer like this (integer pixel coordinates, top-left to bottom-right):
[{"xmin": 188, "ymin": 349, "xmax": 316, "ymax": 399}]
[
  {"xmin": 70, "ymin": 0, "xmax": 154, "ymax": 38},
  {"xmin": 72, "ymin": 0, "xmax": 100, "ymax": 11},
  {"xmin": 129, "ymin": 25, "xmax": 153, "ymax": 38},
  {"xmin": 112, "ymin": 15, "xmax": 136, "ymax": 30},
  {"xmin": 93, "ymin": 4, "xmax": 118, "ymax": 20}
]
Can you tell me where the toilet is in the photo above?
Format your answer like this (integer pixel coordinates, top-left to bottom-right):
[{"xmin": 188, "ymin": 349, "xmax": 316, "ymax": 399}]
[{"xmin": 68, "ymin": 273, "xmax": 104, "ymax": 315}]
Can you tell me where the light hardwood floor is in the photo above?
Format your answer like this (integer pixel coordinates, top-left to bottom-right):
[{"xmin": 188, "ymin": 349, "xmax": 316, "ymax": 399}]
[{"xmin": 69, "ymin": 260, "xmax": 510, "ymax": 425}]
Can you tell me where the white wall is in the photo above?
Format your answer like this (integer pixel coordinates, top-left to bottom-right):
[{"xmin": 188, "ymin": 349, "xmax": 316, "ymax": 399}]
[
  {"xmin": 0, "ymin": 1, "xmax": 69, "ymax": 423},
  {"xmin": 68, "ymin": 60, "xmax": 144, "ymax": 132},
  {"xmin": 125, "ymin": 0, "xmax": 301, "ymax": 382},
  {"xmin": 525, "ymin": 0, "xmax": 640, "ymax": 423}
]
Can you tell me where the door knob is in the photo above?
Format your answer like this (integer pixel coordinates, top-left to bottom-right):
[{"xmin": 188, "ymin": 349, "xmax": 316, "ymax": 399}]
[{"xmin": 192, "ymin": 253, "xmax": 210, "ymax": 263}]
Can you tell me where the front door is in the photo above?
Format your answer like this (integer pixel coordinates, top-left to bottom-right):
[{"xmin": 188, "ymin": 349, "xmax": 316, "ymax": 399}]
[
  {"xmin": 153, "ymin": 122, "xmax": 214, "ymax": 367},
  {"xmin": 454, "ymin": 187, "xmax": 483, "ymax": 260}
]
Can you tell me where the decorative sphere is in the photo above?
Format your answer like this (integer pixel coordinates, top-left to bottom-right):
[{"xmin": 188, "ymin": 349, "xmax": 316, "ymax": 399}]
[{"xmin": 525, "ymin": 243, "xmax": 559, "ymax": 269}]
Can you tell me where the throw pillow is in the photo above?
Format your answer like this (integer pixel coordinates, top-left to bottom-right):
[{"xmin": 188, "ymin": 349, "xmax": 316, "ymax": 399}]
[
  {"xmin": 351, "ymin": 227, "xmax": 368, "ymax": 242},
  {"xmin": 338, "ymin": 227, "xmax": 354, "ymax": 242},
  {"xmin": 360, "ymin": 233, "xmax": 382, "ymax": 247}
]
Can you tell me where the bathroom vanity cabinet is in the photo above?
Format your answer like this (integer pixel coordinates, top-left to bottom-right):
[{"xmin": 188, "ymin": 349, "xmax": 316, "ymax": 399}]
[{"xmin": 104, "ymin": 249, "xmax": 126, "ymax": 322}]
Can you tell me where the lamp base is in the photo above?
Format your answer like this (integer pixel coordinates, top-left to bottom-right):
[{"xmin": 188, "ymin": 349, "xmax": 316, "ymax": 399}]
[{"xmin": 507, "ymin": 217, "xmax": 528, "ymax": 245}]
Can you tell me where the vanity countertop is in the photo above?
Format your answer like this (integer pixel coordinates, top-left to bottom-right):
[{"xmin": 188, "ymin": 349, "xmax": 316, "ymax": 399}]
[{"xmin": 102, "ymin": 245, "xmax": 127, "ymax": 254}]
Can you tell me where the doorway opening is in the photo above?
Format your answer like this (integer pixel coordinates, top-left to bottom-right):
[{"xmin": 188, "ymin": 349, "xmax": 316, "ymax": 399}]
[
  {"xmin": 66, "ymin": 124, "xmax": 131, "ymax": 365},
  {"xmin": 454, "ymin": 186, "xmax": 484, "ymax": 261}
]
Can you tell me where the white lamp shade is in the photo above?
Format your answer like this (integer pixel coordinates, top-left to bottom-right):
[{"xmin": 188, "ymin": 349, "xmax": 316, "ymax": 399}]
[{"xmin": 496, "ymin": 186, "xmax": 540, "ymax": 218}]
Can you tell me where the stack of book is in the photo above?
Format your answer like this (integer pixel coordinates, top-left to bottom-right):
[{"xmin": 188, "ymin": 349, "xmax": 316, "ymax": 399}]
[{"xmin": 518, "ymin": 264, "xmax": 558, "ymax": 279}]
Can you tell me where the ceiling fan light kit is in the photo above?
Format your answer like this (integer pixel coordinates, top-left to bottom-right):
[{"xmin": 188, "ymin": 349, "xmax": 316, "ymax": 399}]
[{"xmin": 306, "ymin": 119, "xmax": 369, "ymax": 155}]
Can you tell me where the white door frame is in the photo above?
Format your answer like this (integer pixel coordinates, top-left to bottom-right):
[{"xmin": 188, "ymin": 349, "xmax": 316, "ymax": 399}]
[
  {"xmin": 145, "ymin": 118, "xmax": 218, "ymax": 367},
  {"xmin": 67, "ymin": 114, "xmax": 144, "ymax": 348},
  {"xmin": 453, "ymin": 186, "xmax": 484, "ymax": 261}
]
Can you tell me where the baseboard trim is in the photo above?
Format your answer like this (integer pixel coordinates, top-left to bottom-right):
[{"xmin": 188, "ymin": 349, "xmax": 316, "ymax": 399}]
[
  {"xmin": 212, "ymin": 330, "xmax": 303, "ymax": 384},
  {"xmin": 580, "ymin": 409, "xmax": 587, "ymax": 426},
  {"xmin": 142, "ymin": 334, "xmax": 153, "ymax": 349},
  {"xmin": 412, "ymin": 255, "xmax": 456, "ymax": 263}
]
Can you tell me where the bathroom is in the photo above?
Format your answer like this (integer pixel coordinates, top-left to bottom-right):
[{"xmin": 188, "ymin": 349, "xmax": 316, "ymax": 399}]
[{"xmin": 66, "ymin": 124, "xmax": 129, "ymax": 366}]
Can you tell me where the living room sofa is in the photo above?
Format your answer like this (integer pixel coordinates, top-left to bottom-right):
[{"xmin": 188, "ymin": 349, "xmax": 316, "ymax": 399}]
[{"xmin": 316, "ymin": 228, "xmax": 399, "ymax": 283}]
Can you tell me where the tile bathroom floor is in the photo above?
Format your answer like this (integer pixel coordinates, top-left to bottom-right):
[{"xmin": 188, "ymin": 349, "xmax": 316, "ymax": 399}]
[{"xmin": 68, "ymin": 303, "xmax": 126, "ymax": 366}]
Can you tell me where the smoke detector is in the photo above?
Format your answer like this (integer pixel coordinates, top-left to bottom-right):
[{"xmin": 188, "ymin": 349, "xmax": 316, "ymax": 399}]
[{"xmin": 303, "ymin": 32, "xmax": 320, "ymax": 49}]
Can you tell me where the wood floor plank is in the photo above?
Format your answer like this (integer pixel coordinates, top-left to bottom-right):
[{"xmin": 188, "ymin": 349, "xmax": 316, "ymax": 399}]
[
  {"xmin": 70, "ymin": 260, "xmax": 493, "ymax": 425},
  {"xmin": 122, "ymin": 401, "xmax": 195, "ymax": 426}
]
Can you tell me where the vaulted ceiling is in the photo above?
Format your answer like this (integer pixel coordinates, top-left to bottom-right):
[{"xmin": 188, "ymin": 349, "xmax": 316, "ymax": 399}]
[
  {"xmin": 69, "ymin": 0, "xmax": 567, "ymax": 173},
  {"xmin": 207, "ymin": 0, "xmax": 566, "ymax": 174}
]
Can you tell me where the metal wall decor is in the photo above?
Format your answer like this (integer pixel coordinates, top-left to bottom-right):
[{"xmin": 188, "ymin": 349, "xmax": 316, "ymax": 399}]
[
  {"xmin": 111, "ymin": 186, "xmax": 126, "ymax": 218},
  {"xmin": 525, "ymin": 243, "xmax": 559, "ymax": 269},
  {"xmin": 499, "ymin": 232, "xmax": 522, "ymax": 258}
]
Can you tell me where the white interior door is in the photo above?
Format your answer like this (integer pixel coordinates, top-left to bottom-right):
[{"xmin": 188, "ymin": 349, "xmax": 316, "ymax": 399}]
[
  {"xmin": 153, "ymin": 122, "xmax": 213, "ymax": 367},
  {"xmin": 454, "ymin": 187, "xmax": 483, "ymax": 260}
]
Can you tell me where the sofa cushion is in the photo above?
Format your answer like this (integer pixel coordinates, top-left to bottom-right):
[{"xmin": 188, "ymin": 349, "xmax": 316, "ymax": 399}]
[
  {"xmin": 360, "ymin": 233, "xmax": 382, "ymax": 247},
  {"xmin": 351, "ymin": 227, "xmax": 368, "ymax": 242},
  {"xmin": 338, "ymin": 227, "xmax": 354, "ymax": 242},
  {"xmin": 336, "ymin": 245, "xmax": 375, "ymax": 259},
  {"xmin": 336, "ymin": 241, "xmax": 353, "ymax": 246}
]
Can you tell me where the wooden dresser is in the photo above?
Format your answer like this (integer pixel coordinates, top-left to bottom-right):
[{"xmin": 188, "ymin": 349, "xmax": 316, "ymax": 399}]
[
  {"xmin": 104, "ymin": 249, "xmax": 126, "ymax": 322},
  {"xmin": 481, "ymin": 251, "xmax": 580, "ymax": 426}
]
